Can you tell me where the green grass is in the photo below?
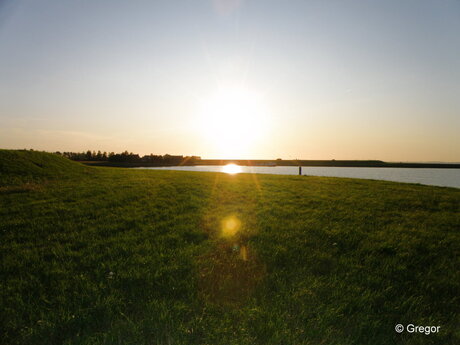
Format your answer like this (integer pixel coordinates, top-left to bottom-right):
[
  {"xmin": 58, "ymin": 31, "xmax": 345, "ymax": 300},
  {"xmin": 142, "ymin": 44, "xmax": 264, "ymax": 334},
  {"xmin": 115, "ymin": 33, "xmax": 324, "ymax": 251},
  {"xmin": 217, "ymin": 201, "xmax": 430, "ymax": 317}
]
[
  {"xmin": 0, "ymin": 149, "xmax": 89, "ymax": 187},
  {"xmin": 1, "ymin": 150, "xmax": 459, "ymax": 345}
]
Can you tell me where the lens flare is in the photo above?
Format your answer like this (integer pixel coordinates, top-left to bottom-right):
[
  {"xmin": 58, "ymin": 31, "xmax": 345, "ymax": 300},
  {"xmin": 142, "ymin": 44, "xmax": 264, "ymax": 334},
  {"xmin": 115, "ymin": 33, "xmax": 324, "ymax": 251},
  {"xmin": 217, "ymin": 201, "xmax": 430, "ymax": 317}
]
[{"xmin": 221, "ymin": 215, "xmax": 241, "ymax": 238}]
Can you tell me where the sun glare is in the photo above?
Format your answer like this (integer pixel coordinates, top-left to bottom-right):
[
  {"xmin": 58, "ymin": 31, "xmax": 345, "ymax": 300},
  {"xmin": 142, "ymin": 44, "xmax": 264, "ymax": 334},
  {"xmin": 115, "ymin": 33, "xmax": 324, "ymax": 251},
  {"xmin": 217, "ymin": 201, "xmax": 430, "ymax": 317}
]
[
  {"xmin": 222, "ymin": 163, "xmax": 242, "ymax": 174},
  {"xmin": 221, "ymin": 215, "xmax": 241, "ymax": 238},
  {"xmin": 196, "ymin": 84, "xmax": 271, "ymax": 157}
]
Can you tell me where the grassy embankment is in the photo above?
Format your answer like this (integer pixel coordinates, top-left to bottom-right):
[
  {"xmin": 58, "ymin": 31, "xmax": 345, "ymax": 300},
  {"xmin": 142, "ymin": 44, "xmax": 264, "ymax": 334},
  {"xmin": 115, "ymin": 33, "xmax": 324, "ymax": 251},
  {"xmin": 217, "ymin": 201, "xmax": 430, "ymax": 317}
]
[{"xmin": 1, "ymin": 150, "xmax": 459, "ymax": 345}]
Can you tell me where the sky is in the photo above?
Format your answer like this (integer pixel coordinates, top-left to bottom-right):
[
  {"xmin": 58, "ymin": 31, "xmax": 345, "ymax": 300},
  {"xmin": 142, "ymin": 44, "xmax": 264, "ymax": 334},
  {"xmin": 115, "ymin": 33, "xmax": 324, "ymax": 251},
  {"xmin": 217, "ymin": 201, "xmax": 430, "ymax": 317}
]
[{"xmin": 0, "ymin": 0, "xmax": 459, "ymax": 161}]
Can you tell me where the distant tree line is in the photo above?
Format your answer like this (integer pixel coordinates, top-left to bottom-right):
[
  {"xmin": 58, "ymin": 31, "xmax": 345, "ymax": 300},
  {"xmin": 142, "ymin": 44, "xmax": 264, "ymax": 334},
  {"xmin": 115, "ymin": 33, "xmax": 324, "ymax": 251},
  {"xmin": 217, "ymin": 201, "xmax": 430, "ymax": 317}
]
[{"xmin": 55, "ymin": 150, "xmax": 201, "ymax": 165}]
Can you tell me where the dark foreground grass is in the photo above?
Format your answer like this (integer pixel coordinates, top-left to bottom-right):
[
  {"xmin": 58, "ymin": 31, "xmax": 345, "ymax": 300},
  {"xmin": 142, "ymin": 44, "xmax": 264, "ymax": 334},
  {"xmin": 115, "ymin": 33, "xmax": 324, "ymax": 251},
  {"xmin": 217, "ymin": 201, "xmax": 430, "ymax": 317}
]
[{"xmin": 1, "ymin": 151, "xmax": 459, "ymax": 345}]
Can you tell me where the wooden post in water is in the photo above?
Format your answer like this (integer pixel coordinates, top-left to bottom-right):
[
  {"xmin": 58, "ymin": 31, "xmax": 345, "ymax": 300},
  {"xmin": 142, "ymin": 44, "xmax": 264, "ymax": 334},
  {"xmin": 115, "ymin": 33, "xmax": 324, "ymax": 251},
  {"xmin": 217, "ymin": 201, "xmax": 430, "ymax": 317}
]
[{"xmin": 299, "ymin": 166, "xmax": 302, "ymax": 175}]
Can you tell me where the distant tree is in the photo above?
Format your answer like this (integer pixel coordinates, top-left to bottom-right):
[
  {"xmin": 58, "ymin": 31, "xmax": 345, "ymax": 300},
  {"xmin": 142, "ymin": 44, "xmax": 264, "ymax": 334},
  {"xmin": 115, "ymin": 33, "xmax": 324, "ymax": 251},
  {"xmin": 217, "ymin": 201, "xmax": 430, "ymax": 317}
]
[{"xmin": 59, "ymin": 150, "xmax": 199, "ymax": 165}]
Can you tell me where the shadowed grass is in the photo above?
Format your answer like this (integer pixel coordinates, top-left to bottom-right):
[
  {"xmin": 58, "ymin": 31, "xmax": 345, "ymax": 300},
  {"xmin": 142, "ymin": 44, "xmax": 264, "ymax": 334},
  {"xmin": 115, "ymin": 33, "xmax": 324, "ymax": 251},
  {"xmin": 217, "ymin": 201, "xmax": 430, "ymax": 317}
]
[{"xmin": 1, "ymin": 150, "xmax": 459, "ymax": 344}]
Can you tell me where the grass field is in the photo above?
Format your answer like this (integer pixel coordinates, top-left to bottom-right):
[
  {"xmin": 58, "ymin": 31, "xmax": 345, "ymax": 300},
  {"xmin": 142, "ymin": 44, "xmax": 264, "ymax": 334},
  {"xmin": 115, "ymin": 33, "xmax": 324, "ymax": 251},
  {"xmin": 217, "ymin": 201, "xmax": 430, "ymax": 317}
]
[{"xmin": 1, "ymin": 150, "xmax": 459, "ymax": 345}]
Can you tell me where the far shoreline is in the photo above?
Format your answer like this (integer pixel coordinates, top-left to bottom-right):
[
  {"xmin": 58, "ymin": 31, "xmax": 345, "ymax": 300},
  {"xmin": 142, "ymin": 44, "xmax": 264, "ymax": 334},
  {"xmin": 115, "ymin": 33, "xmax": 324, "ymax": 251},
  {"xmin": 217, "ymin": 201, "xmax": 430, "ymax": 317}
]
[{"xmin": 80, "ymin": 159, "xmax": 460, "ymax": 169}]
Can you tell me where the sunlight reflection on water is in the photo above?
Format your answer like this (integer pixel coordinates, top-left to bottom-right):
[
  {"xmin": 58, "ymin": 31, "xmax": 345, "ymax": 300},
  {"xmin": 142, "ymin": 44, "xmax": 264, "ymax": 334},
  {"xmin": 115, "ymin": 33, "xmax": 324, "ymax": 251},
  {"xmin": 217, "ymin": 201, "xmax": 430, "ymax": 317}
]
[{"xmin": 136, "ymin": 166, "xmax": 460, "ymax": 188}]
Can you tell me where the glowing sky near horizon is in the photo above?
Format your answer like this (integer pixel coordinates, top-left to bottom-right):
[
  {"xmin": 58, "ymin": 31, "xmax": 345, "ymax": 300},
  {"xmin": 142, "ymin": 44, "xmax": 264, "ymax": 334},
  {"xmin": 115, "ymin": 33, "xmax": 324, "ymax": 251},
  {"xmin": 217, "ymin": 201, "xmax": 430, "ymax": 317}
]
[{"xmin": 0, "ymin": 0, "xmax": 459, "ymax": 161}]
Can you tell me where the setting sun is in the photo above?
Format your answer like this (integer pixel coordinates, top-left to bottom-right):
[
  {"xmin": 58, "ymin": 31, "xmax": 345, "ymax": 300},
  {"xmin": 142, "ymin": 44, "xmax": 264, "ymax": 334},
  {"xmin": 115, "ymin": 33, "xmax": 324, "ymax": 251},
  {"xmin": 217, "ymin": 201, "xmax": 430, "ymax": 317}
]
[{"xmin": 196, "ymin": 84, "xmax": 271, "ymax": 158}]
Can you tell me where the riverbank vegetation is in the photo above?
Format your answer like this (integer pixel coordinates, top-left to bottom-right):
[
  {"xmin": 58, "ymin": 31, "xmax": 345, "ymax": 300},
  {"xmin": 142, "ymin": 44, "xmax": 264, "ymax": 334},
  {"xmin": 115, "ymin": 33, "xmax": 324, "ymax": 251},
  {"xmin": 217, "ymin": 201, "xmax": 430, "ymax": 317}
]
[{"xmin": 46, "ymin": 149, "xmax": 460, "ymax": 168}]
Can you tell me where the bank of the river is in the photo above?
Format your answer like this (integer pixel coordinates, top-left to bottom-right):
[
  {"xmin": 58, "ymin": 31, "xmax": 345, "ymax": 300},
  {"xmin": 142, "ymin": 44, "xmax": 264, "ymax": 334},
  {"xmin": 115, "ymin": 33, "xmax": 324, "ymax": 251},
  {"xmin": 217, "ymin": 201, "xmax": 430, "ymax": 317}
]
[
  {"xmin": 136, "ymin": 165, "xmax": 460, "ymax": 188},
  {"xmin": 1, "ymin": 150, "xmax": 459, "ymax": 344},
  {"xmin": 81, "ymin": 159, "xmax": 460, "ymax": 169}
]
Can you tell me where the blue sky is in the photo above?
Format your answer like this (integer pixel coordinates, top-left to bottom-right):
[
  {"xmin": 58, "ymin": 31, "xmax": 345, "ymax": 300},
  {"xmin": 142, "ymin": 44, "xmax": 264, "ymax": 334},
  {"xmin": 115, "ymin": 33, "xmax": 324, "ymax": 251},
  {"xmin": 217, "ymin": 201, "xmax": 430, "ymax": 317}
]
[{"xmin": 0, "ymin": 0, "xmax": 459, "ymax": 160}]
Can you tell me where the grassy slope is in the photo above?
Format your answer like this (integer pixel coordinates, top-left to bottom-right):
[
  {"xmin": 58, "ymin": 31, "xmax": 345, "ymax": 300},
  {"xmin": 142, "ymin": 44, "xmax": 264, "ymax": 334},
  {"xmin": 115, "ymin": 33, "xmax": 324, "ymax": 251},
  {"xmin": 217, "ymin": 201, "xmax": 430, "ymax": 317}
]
[
  {"xmin": 0, "ymin": 150, "xmax": 459, "ymax": 345},
  {"xmin": 0, "ymin": 149, "xmax": 89, "ymax": 186}
]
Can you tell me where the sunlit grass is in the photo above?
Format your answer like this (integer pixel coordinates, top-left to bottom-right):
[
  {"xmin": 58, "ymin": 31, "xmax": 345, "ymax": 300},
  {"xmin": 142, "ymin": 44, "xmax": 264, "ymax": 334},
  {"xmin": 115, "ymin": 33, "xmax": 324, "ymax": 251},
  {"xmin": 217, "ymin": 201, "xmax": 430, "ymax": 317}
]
[{"xmin": 1, "ymin": 150, "xmax": 459, "ymax": 344}]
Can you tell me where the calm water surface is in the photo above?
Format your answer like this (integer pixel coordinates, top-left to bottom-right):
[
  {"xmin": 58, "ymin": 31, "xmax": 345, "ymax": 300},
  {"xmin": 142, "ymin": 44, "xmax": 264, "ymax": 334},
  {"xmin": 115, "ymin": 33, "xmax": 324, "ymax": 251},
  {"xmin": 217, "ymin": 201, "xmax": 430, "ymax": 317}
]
[{"xmin": 136, "ymin": 166, "xmax": 460, "ymax": 188}]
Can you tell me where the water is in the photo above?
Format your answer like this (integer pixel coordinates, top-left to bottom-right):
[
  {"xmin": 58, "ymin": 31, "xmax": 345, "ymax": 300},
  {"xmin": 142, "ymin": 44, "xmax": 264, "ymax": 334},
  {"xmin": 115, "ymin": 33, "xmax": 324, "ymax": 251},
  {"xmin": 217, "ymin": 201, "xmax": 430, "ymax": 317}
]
[{"xmin": 135, "ymin": 165, "xmax": 460, "ymax": 188}]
